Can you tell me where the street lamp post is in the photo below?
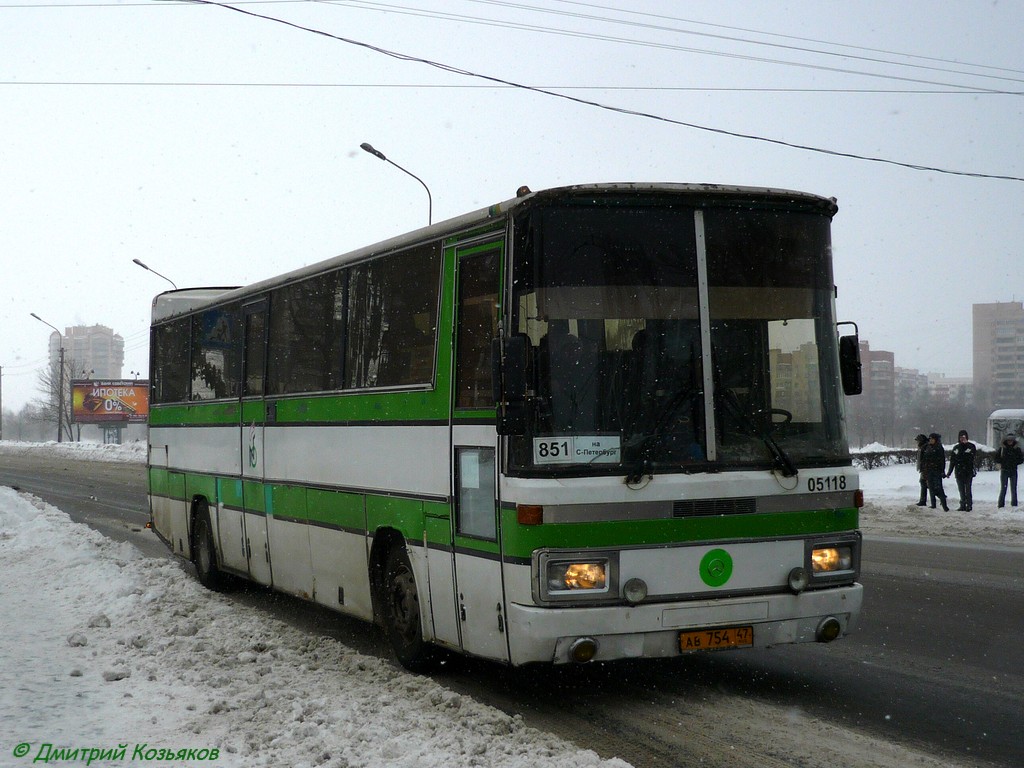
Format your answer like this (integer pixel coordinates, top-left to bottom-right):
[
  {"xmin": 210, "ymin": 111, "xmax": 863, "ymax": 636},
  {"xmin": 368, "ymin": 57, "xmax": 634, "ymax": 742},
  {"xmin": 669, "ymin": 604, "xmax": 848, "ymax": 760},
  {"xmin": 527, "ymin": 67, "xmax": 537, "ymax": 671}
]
[
  {"xmin": 30, "ymin": 312, "xmax": 66, "ymax": 443},
  {"xmin": 360, "ymin": 142, "xmax": 433, "ymax": 225},
  {"xmin": 132, "ymin": 258, "xmax": 178, "ymax": 289}
]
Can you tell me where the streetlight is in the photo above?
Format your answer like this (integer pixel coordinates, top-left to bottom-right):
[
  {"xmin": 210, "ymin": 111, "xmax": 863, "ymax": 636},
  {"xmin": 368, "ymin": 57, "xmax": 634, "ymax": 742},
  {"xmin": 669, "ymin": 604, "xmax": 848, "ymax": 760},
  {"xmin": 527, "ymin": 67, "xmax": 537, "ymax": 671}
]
[
  {"xmin": 132, "ymin": 258, "xmax": 178, "ymax": 289},
  {"xmin": 30, "ymin": 312, "xmax": 66, "ymax": 443},
  {"xmin": 360, "ymin": 142, "xmax": 433, "ymax": 225}
]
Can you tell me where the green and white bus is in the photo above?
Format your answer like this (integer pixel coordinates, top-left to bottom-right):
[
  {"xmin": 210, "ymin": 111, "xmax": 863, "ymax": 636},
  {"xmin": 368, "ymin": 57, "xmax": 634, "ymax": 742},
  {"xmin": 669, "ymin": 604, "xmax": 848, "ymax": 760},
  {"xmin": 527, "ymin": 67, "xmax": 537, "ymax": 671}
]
[{"xmin": 147, "ymin": 182, "xmax": 864, "ymax": 669}]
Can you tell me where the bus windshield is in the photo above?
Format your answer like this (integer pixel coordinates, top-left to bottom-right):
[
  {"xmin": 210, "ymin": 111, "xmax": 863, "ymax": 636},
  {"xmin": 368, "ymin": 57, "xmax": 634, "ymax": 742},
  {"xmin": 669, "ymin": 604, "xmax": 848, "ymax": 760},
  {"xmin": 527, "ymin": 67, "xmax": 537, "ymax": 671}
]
[{"xmin": 508, "ymin": 198, "xmax": 849, "ymax": 476}]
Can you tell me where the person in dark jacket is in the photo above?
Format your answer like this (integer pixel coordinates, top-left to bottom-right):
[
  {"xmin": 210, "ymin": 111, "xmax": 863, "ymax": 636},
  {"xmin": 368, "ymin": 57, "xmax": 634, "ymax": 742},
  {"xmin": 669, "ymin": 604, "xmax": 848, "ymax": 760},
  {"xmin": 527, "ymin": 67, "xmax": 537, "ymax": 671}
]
[
  {"xmin": 921, "ymin": 433, "xmax": 949, "ymax": 511},
  {"xmin": 945, "ymin": 429, "xmax": 977, "ymax": 511},
  {"xmin": 995, "ymin": 434, "xmax": 1024, "ymax": 508},
  {"xmin": 914, "ymin": 433, "xmax": 930, "ymax": 506}
]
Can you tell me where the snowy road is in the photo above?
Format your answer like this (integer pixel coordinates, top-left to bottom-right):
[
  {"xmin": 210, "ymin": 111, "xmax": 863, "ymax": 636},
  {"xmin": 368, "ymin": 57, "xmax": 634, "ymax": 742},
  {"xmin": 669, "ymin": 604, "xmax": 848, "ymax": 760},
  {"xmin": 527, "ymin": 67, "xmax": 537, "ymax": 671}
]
[{"xmin": 2, "ymin": 442, "xmax": 1023, "ymax": 768}]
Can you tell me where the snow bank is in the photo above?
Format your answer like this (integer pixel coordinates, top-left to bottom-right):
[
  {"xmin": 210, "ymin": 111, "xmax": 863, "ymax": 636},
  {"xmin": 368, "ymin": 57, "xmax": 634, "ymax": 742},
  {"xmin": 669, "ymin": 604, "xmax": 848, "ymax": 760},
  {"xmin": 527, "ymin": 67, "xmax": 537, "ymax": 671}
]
[
  {"xmin": 3, "ymin": 440, "xmax": 1023, "ymax": 768},
  {"xmin": 0, "ymin": 439, "xmax": 146, "ymax": 463},
  {"xmin": 859, "ymin": 462, "xmax": 1024, "ymax": 544},
  {"xmin": 0, "ymin": 487, "xmax": 629, "ymax": 768}
]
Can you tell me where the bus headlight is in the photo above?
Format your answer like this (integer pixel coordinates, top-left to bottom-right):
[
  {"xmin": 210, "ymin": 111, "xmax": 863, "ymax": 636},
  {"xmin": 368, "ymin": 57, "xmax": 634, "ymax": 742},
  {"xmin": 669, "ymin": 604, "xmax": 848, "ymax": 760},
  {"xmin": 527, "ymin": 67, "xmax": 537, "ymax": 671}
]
[
  {"xmin": 811, "ymin": 546, "xmax": 853, "ymax": 573},
  {"xmin": 536, "ymin": 551, "xmax": 618, "ymax": 603},
  {"xmin": 804, "ymin": 533, "xmax": 860, "ymax": 587},
  {"xmin": 548, "ymin": 560, "xmax": 608, "ymax": 591}
]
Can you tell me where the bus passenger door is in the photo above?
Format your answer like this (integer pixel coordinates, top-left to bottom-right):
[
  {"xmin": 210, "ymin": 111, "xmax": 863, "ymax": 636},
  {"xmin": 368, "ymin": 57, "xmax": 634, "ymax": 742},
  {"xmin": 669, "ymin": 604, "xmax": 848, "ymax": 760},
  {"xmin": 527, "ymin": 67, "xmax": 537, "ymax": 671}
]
[
  {"xmin": 448, "ymin": 241, "xmax": 509, "ymax": 662},
  {"xmin": 239, "ymin": 300, "xmax": 273, "ymax": 585}
]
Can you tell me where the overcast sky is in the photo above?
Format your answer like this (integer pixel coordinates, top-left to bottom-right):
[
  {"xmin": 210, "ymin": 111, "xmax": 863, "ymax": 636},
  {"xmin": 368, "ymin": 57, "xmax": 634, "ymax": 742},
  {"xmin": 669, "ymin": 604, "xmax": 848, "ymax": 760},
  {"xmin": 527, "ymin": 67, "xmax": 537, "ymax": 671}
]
[{"xmin": 2, "ymin": 0, "xmax": 1021, "ymax": 412}]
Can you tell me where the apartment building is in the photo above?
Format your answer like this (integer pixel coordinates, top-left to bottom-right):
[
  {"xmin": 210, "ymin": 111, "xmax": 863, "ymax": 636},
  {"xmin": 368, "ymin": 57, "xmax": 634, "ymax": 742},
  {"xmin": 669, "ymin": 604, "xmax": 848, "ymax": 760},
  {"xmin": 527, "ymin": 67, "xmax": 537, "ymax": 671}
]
[
  {"xmin": 47, "ymin": 324, "xmax": 125, "ymax": 379},
  {"xmin": 974, "ymin": 302, "xmax": 1024, "ymax": 409}
]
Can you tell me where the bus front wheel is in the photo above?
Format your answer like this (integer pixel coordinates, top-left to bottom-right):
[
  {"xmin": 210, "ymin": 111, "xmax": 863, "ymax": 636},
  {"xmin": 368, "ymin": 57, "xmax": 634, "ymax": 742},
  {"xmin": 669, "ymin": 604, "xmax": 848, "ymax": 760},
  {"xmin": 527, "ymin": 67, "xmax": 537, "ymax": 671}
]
[
  {"xmin": 192, "ymin": 503, "xmax": 223, "ymax": 591},
  {"xmin": 382, "ymin": 546, "xmax": 435, "ymax": 672}
]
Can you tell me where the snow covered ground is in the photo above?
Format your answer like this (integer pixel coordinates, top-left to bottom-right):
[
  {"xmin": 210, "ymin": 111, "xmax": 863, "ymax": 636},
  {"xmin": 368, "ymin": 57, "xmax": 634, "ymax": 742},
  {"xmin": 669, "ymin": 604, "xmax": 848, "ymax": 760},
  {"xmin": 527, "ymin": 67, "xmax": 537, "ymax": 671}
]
[
  {"xmin": 1, "ymin": 440, "xmax": 1021, "ymax": 768},
  {"xmin": 0, "ymin": 441, "xmax": 629, "ymax": 768},
  {"xmin": 858, "ymin": 458, "xmax": 1024, "ymax": 545}
]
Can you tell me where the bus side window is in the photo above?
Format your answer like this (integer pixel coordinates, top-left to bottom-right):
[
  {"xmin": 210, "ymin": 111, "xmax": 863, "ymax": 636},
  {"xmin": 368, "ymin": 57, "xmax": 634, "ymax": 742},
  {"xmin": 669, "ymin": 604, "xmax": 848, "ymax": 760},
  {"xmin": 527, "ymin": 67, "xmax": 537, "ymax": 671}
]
[
  {"xmin": 243, "ymin": 308, "xmax": 266, "ymax": 397},
  {"xmin": 346, "ymin": 244, "xmax": 441, "ymax": 390},
  {"xmin": 456, "ymin": 447, "xmax": 496, "ymax": 540},
  {"xmin": 455, "ymin": 249, "xmax": 500, "ymax": 408},
  {"xmin": 153, "ymin": 319, "xmax": 190, "ymax": 403},
  {"xmin": 190, "ymin": 306, "xmax": 240, "ymax": 401}
]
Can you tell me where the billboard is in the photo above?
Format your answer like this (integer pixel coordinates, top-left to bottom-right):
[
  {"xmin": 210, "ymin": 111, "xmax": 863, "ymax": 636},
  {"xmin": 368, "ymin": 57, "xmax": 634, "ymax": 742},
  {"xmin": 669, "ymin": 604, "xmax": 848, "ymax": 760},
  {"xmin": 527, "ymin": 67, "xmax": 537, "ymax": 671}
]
[{"xmin": 71, "ymin": 379, "xmax": 150, "ymax": 424}]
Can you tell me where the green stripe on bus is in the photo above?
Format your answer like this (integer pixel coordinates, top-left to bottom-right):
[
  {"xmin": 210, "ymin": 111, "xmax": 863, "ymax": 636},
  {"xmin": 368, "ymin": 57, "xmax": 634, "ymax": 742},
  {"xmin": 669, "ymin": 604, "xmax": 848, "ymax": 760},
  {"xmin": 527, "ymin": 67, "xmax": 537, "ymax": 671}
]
[
  {"xmin": 149, "ymin": 469, "xmax": 856, "ymax": 561},
  {"xmin": 306, "ymin": 488, "xmax": 366, "ymax": 530},
  {"xmin": 152, "ymin": 390, "xmax": 460, "ymax": 426},
  {"xmin": 186, "ymin": 474, "xmax": 218, "ymax": 507},
  {"xmin": 241, "ymin": 400, "xmax": 263, "ymax": 423},
  {"xmin": 425, "ymin": 515, "xmax": 452, "ymax": 548},
  {"xmin": 242, "ymin": 480, "xmax": 266, "ymax": 514},
  {"xmin": 267, "ymin": 484, "xmax": 305, "ymax": 519},
  {"xmin": 273, "ymin": 391, "xmax": 450, "ymax": 424},
  {"xmin": 500, "ymin": 508, "xmax": 859, "ymax": 557},
  {"xmin": 366, "ymin": 495, "xmax": 426, "ymax": 541},
  {"xmin": 218, "ymin": 477, "xmax": 243, "ymax": 509},
  {"xmin": 149, "ymin": 402, "xmax": 240, "ymax": 426}
]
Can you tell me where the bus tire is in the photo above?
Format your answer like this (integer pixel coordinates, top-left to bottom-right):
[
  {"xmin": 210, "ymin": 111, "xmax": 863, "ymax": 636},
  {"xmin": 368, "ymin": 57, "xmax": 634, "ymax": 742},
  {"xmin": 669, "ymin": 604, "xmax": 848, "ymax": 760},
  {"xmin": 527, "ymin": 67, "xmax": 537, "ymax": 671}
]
[
  {"xmin": 382, "ymin": 546, "xmax": 435, "ymax": 672},
  {"xmin": 192, "ymin": 503, "xmax": 223, "ymax": 591}
]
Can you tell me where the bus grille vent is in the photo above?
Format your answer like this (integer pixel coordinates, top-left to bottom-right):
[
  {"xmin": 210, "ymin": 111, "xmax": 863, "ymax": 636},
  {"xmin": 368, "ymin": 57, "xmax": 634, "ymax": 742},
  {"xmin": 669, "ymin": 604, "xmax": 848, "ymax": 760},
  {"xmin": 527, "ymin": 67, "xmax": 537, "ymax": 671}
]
[{"xmin": 672, "ymin": 498, "xmax": 757, "ymax": 517}]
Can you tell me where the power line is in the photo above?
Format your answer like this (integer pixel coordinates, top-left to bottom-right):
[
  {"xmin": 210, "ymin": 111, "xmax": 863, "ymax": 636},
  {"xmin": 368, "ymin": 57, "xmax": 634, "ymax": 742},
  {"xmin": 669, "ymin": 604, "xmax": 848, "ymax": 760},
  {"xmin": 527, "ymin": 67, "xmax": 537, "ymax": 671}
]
[
  {"xmin": 6, "ymin": 0, "xmax": 1020, "ymax": 178},
  {"xmin": 10, "ymin": 0, "xmax": 1022, "ymax": 91},
  {"xmin": 490, "ymin": 0, "xmax": 1024, "ymax": 78},
  {"xmin": 180, "ymin": 0, "xmax": 1024, "ymax": 183},
  {"xmin": 319, "ymin": 0, "xmax": 1024, "ymax": 93},
  {"xmin": 349, "ymin": 0, "xmax": 1024, "ymax": 88}
]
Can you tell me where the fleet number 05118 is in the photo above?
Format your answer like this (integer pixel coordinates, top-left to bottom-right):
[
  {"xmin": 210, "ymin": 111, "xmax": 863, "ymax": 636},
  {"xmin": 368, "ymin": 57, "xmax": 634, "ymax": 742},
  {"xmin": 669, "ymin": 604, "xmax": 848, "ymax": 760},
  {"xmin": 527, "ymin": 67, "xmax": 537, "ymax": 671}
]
[{"xmin": 807, "ymin": 475, "xmax": 847, "ymax": 492}]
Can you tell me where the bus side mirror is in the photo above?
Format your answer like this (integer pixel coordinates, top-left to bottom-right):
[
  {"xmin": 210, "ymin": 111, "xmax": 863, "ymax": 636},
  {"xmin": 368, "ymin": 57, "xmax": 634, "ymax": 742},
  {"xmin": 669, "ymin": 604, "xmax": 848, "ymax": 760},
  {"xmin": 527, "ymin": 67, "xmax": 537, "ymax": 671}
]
[
  {"xmin": 839, "ymin": 335, "xmax": 862, "ymax": 396},
  {"xmin": 493, "ymin": 334, "xmax": 529, "ymax": 435}
]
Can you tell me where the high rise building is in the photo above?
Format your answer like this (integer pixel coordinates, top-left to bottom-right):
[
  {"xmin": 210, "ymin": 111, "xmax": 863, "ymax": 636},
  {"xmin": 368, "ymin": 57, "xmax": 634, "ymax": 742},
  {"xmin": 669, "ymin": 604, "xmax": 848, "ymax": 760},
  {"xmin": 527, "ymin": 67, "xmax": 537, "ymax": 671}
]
[
  {"xmin": 927, "ymin": 374, "xmax": 973, "ymax": 404},
  {"xmin": 973, "ymin": 302, "xmax": 1024, "ymax": 409},
  {"xmin": 843, "ymin": 340, "xmax": 895, "ymax": 446},
  {"xmin": 894, "ymin": 366, "xmax": 929, "ymax": 411},
  {"xmin": 46, "ymin": 324, "xmax": 125, "ymax": 379}
]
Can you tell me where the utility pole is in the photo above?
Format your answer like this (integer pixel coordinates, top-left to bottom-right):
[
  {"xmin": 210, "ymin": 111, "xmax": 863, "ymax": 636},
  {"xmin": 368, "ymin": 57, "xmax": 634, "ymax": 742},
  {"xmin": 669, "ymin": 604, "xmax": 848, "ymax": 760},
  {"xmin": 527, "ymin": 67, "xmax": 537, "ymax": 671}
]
[
  {"xmin": 0, "ymin": 364, "xmax": 4, "ymax": 441},
  {"xmin": 31, "ymin": 313, "xmax": 66, "ymax": 443}
]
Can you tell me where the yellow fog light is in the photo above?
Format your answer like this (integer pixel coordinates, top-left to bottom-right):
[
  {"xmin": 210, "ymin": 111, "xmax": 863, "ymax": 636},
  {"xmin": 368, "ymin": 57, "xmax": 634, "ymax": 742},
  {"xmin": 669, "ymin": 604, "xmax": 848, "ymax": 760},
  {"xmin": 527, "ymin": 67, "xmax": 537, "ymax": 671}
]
[
  {"xmin": 811, "ymin": 546, "xmax": 853, "ymax": 573},
  {"xmin": 816, "ymin": 617, "xmax": 842, "ymax": 643},
  {"xmin": 569, "ymin": 637, "xmax": 599, "ymax": 663}
]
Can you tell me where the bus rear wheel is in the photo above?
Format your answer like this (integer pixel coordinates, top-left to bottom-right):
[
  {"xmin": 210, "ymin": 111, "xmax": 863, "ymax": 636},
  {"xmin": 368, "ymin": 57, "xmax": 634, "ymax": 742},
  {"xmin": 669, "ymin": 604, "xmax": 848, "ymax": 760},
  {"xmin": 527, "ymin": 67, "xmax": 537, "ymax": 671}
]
[
  {"xmin": 382, "ymin": 546, "xmax": 435, "ymax": 672},
  {"xmin": 192, "ymin": 503, "xmax": 223, "ymax": 591}
]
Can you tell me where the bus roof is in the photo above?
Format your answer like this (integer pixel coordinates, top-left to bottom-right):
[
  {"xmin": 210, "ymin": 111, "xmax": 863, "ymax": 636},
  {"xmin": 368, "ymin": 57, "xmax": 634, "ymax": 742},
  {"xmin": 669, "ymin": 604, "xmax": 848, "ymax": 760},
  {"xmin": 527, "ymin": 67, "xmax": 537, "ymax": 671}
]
[
  {"xmin": 989, "ymin": 409, "xmax": 1024, "ymax": 419},
  {"xmin": 151, "ymin": 287, "xmax": 241, "ymax": 323},
  {"xmin": 149, "ymin": 182, "xmax": 837, "ymax": 324}
]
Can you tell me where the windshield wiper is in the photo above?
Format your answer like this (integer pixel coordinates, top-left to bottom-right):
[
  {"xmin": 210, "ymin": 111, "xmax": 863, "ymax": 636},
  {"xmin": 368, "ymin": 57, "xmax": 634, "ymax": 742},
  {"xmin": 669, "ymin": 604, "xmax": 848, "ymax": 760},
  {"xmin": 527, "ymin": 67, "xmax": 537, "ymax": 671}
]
[
  {"xmin": 624, "ymin": 383, "xmax": 696, "ymax": 484},
  {"xmin": 719, "ymin": 390, "xmax": 798, "ymax": 478}
]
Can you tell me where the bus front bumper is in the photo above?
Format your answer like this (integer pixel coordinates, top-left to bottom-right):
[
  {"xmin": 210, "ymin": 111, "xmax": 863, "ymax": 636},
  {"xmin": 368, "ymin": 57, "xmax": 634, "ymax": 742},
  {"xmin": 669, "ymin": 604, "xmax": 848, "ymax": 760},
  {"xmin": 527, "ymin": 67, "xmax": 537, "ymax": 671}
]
[{"xmin": 505, "ymin": 583, "xmax": 863, "ymax": 665}]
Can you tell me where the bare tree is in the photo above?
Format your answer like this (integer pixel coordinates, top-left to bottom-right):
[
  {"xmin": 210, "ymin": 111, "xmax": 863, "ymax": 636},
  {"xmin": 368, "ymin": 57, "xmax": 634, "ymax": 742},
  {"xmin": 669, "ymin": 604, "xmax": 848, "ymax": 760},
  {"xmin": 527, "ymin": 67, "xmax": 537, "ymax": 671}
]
[
  {"xmin": 3, "ymin": 403, "xmax": 50, "ymax": 442},
  {"xmin": 34, "ymin": 355, "xmax": 84, "ymax": 442}
]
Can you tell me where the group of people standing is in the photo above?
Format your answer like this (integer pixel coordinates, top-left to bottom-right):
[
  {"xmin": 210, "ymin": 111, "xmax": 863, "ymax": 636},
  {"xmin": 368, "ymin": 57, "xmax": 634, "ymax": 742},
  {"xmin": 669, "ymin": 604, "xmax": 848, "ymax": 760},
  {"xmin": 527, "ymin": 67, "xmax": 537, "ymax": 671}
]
[{"xmin": 915, "ymin": 431, "xmax": 1024, "ymax": 511}]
